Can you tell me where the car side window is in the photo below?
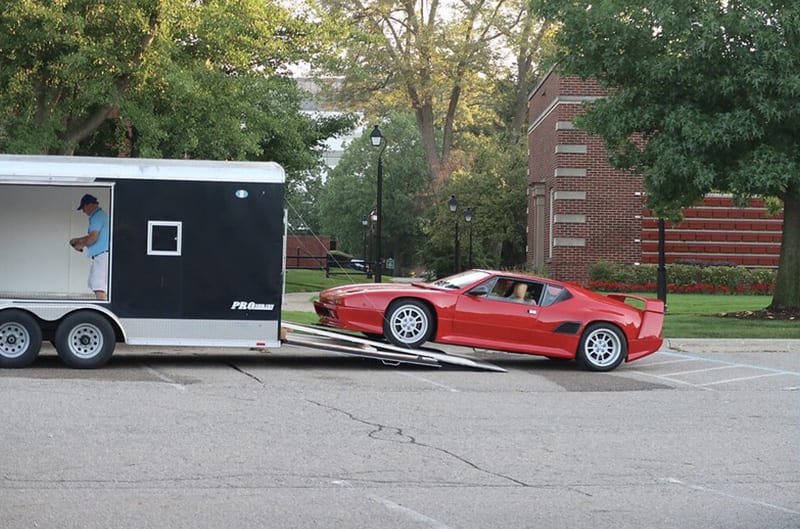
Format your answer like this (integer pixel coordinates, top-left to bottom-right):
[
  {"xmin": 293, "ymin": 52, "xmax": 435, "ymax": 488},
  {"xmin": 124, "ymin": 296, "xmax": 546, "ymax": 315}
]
[
  {"xmin": 540, "ymin": 284, "xmax": 571, "ymax": 306},
  {"xmin": 483, "ymin": 279, "xmax": 544, "ymax": 304}
]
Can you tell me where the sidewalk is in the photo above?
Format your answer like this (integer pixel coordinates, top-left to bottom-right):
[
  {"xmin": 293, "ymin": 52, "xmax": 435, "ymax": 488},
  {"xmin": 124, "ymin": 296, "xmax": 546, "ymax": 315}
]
[
  {"xmin": 282, "ymin": 291, "xmax": 318, "ymax": 312},
  {"xmin": 663, "ymin": 338, "xmax": 800, "ymax": 354}
]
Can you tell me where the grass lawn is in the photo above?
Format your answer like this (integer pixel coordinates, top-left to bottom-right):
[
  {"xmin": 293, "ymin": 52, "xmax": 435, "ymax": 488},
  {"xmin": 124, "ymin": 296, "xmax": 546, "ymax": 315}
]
[
  {"xmin": 285, "ymin": 268, "xmax": 372, "ymax": 293},
  {"xmin": 283, "ymin": 270, "xmax": 799, "ymax": 339},
  {"xmin": 662, "ymin": 294, "xmax": 798, "ymax": 339}
]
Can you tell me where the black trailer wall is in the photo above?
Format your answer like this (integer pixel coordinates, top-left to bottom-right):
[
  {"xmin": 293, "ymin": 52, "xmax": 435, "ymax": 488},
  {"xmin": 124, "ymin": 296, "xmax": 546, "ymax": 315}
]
[{"xmin": 109, "ymin": 179, "xmax": 284, "ymax": 320}]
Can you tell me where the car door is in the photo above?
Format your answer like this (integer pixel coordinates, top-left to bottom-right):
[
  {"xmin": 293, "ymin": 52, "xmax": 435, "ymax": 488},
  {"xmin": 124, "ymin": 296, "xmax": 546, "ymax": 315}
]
[{"xmin": 449, "ymin": 278, "xmax": 543, "ymax": 351}]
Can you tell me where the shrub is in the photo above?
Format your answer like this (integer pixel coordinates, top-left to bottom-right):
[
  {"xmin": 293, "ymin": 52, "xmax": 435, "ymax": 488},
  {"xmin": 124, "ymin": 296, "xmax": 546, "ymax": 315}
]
[
  {"xmin": 588, "ymin": 262, "xmax": 775, "ymax": 294},
  {"xmin": 327, "ymin": 250, "xmax": 353, "ymax": 268}
]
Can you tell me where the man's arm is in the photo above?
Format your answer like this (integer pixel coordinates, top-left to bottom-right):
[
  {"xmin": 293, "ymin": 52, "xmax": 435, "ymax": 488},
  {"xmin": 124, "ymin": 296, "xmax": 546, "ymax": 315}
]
[{"xmin": 70, "ymin": 231, "xmax": 100, "ymax": 251}]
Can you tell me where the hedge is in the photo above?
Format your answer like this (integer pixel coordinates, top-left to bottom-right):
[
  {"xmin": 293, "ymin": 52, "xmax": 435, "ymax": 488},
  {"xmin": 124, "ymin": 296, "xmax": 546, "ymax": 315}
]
[{"xmin": 588, "ymin": 261, "xmax": 775, "ymax": 294}]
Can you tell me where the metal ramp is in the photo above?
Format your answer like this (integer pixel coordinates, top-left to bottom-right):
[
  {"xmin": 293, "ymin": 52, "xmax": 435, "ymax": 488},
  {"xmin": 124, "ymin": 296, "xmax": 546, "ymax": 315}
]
[{"xmin": 281, "ymin": 322, "xmax": 506, "ymax": 372}]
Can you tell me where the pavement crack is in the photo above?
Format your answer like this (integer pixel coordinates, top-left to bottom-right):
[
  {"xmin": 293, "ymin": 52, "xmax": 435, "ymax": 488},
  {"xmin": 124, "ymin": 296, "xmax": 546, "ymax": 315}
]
[
  {"xmin": 226, "ymin": 363, "xmax": 264, "ymax": 384},
  {"xmin": 307, "ymin": 400, "xmax": 530, "ymax": 487}
]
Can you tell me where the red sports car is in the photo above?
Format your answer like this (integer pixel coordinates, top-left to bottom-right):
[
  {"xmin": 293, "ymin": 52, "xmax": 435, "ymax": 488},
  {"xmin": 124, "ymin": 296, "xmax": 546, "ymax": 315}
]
[{"xmin": 314, "ymin": 269, "xmax": 665, "ymax": 371}]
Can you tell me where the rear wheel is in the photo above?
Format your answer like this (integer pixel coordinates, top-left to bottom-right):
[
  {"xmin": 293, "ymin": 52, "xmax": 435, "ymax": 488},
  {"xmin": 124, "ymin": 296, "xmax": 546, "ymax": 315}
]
[
  {"xmin": 383, "ymin": 299, "xmax": 434, "ymax": 349},
  {"xmin": 576, "ymin": 323, "xmax": 626, "ymax": 372},
  {"xmin": 0, "ymin": 310, "xmax": 42, "ymax": 368},
  {"xmin": 54, "ymin": 312, "xmax": 116, "ymax": 369}
]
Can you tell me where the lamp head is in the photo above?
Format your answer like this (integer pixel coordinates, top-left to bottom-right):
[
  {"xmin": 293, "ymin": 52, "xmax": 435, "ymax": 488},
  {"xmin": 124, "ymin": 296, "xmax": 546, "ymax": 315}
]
[
  {"xmin": 370, "ymin": 125, "xmax": 383, "ymax": 147},
  {"xmin": 448, "ymin": 195, "xmax": 458, "ymax": 213}
]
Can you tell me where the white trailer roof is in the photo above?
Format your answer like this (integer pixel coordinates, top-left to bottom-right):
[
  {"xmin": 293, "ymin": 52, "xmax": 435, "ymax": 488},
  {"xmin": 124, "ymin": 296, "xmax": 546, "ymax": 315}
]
[{"xmin": 0, "ymin": 155, "xmax": 285, "ymax": 183}]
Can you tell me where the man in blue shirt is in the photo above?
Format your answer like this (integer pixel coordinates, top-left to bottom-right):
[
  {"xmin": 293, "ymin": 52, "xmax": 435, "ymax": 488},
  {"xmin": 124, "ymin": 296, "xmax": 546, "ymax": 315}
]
[{"xmin": 69, "ymin": 194, "xmax": 110, "ymax": 300}]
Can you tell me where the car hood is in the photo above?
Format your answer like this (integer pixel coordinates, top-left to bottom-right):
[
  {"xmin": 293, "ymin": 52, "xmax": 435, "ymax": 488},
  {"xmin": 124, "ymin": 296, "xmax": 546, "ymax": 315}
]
[{"xmin": 320, "ymin": 282, "xmax": 428, "ymax": 299}]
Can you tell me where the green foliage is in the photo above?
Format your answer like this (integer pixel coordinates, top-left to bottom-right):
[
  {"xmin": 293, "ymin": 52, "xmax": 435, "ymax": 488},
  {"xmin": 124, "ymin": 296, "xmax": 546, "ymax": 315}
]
[
  {"xmin": 316, "ymin": 112, "xmax": 431, "ymax": 275},
  {"xmin": 537, "ymin": 0, "xmax": 800, "ymax": 308},
  {"xmin": 421, "ymin": 137, "xmax": 529, "ymax": 275},
  {"xmin": 313, "ymin": 0, "xmax": 548, "ymax": 184},
  {"xmin": 589, "ymin": 261, "xmax": 775, "ymax": 294},
  {"xmin": 0, "ymin": 0, "xmax": 347, "ymax": 166}
]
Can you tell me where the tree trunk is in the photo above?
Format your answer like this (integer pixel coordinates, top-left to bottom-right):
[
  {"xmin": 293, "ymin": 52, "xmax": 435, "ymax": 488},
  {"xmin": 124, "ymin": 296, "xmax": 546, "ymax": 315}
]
[
  {"xmin": 415, "ymin": 103, "xmax": 443, "ymax": 189},
  {"xmin": 770, "ymin": 183, "xmax": 800, "ymax": 310}
]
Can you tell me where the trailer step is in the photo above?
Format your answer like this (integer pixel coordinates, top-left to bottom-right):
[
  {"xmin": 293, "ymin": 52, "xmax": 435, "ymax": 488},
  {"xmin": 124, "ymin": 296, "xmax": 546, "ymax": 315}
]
[{"xmin": 281, "ymin": 322, "xmax": 505, "ymax": 372}]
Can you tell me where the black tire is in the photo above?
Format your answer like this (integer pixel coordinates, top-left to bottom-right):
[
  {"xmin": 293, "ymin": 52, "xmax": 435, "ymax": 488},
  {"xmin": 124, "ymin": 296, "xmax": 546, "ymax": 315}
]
[
  {"xmin": 0, "ymin": 310, "xmax": 42, "ymax": 368},
  {"xmin": 576, "ymin": 323, "xmax": 627, "ymax": 372},
  {"xmin": 383, "ymin": 299, "xmax": 434, "ymax": 349},
  {"xmin": 54, "ymin": 312, "xmax": 116, "ymax": 369}
]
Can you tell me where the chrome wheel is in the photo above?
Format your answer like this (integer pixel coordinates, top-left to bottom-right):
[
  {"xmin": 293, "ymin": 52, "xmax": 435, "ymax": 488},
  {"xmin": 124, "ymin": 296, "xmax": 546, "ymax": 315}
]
[
  {"xmin": 383, "ymin": 300, "xmax": 433, "ymax": 349},
  {"xmin": 0, "ymin": 310, "xmax": 42, "ymax": 368},
  {"xmin": 55, "ymin": 312, "xmax": 116, "ymax": 368},
  {"xmin": 577, "ymin": 323, "xmax": 626, "ymax": 371}
]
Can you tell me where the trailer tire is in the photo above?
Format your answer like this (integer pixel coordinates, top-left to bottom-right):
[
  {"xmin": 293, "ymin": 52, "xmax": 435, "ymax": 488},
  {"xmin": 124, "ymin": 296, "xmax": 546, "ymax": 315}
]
[
  {"xmin": 0, "ymin": 310, "xmax": 42, "ymax": 368},
  {"xmin": 54, "ymin": 312, "xmax": 116, "ymax": 369}
]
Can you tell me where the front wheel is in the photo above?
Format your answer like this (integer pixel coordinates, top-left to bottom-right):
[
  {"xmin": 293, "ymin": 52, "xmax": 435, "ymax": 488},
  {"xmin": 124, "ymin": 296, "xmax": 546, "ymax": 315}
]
[
  {"xmin": 383, "ymin": 300, "xmax": 434, "ymax": 349},
  {"xmin": 54, "ymin": 312, "xmax": 116, "ymax": 369},
  {"xmin": 576, "ymin": 323, "xmax": 626, "ymax": 372},
  {"xmin": 0, "ymin": 310, "xmax": 43, "ymax": 368}
]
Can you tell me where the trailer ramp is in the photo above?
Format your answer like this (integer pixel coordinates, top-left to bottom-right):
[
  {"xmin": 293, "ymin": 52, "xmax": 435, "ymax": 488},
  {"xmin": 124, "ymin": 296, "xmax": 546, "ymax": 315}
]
[{"xmin": 281, "ymin": 322, "xmax": 505, "ymax": 372}]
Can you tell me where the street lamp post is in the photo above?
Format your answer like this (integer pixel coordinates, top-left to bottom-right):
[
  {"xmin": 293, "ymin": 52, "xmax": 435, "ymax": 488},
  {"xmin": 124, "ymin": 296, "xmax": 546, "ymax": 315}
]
[
  {"xmin": 448, "ymin": 195, "xmax": 460, "ymax": 273},
  {"xmin": 464, "ymin": 207, "xmax": 474, "ymax": 269},
  {"xmin": 361, "ymin": 216, "xmax": 371, "ymax": 278},
  {"xmin": 361, "ymin": 216, "xmax": 368, "ymax": 260},
  {"xmin": 370, "ymin": 125, "xmax": 386, "ymax": 283},
  {"xmin": 657, "ymin": 217, "xmax": 667, "ymax": 307}
]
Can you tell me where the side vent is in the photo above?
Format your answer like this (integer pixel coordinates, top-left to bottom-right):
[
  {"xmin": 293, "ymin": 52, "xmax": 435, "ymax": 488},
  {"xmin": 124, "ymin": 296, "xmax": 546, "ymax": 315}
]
[{"xmin": 554, "ymin": 322, "xmax": 581, "ymax": 335}]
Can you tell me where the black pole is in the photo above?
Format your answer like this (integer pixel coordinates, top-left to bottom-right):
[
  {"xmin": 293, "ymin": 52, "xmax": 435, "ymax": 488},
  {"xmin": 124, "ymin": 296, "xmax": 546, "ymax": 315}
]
[
  {"xmin": 375, "ymin": 151, "xmax": 383, "ymax": 283},
  {"xmin": 657, "ymin": 217, "xmax": 667, "ymax": 304},
  {"xmin": 454, "ymin": 218, "xmax": 460, "ymax": 273},
  {"xmin": 468, "ymin": 223, "xmax": 473, "ymax": 268}
]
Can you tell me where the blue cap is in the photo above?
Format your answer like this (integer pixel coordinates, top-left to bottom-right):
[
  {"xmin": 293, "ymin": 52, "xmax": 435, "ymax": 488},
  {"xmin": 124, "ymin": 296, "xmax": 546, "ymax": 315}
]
[{"xmin": 77, "ymin": 194, "xmax": 98, "ymax": 210}]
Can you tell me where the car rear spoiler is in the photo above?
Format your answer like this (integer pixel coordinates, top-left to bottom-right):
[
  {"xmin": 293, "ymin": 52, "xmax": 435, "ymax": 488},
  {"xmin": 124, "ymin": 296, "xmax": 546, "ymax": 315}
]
[{"xmin": 607, "ymin": 294, "xmax": 665, "ymax": 341}]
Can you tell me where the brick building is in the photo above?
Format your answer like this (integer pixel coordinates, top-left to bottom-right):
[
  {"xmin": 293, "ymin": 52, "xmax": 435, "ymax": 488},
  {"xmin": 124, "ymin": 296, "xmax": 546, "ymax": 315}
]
[{"xmin": 527, "ymin": 70, "xmax": 783, "ymax": 284}]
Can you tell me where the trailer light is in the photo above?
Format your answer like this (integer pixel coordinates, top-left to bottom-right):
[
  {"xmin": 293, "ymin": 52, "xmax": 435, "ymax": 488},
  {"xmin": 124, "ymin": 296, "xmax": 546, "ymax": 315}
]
[{"xmin": 235, "ymin": 189, "xmax": 249, "ymax": 199}]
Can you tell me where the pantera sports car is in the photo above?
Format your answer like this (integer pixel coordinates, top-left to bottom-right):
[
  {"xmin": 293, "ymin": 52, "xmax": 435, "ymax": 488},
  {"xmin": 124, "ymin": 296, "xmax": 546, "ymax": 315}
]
[{"xmin": 313, "ymin": 269, "xmax": 665, "ymax": 371}]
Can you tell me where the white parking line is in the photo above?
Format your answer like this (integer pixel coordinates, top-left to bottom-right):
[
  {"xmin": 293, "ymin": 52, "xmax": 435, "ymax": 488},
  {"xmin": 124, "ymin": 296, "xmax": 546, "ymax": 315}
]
[
  {"xmin": 703, "ymin": 371, "xmax": 787, "ymax": 386},
  {"xmin": 642, "ymin": 358, "xmax": 699, "ymax": 367},
  {"xmin": 662, "ymin": 365, "xmax": 737, "ymax": 377},
  {"xmin": 367, "ymin": 494, "xmax": 457, "ymax": 529},
  {"xmin": 657, "ymin": 351, "xmax": 800, "ymax": 376},
  {"xmin": 333, "ymin": 480, "xmax": 456, "ymax": 529},
  {"xmin": 628, "ymin": 370, "xmax": 716, "ymax": 391},
  {"xmin": 663, "ymin": 477, "xmax": 800, "ymax": 515},
  {"xmin": 142, "ymin": 364, "xmax": 186, "ymax": 391},
  {"xmin": 397, "ymin": 372, "xmax": 460, "ymax": 392}
]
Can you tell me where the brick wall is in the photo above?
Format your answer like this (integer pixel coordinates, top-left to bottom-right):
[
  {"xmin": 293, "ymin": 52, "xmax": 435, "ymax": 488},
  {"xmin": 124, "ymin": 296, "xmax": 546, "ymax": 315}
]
[
  {"xmin": 527, "ymin": 70, "xmax": 784, "ymax": 284},
  {"xmin": 641, "ymin": 196, "xmax": 783, "ymax": 267},
  {"xmin": 286, "ymin": 235, "xmax": 331, "ymax": 269}
]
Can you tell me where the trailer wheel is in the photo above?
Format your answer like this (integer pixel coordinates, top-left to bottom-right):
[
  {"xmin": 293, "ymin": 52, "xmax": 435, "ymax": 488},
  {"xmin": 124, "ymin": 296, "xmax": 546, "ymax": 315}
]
[
  {"xmin": 0, "ymin": 310, "xmax": 42, "ymax": 368},
  {"xmin": 54, "ymin": 312, "xmax": 116, "ymax": 369}
]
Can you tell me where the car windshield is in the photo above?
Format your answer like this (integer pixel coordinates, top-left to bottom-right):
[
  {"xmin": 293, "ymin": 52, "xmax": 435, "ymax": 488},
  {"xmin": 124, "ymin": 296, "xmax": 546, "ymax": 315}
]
[{"xmin": 431, "ymin": 270, "xmax": 491, "ymax": 289}]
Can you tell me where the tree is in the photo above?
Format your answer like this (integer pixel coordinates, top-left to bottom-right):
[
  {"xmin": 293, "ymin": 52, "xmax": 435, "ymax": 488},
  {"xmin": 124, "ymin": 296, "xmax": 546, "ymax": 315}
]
[
  {"xmin": 314, "ymin": 0, "xmax": 544, "ymax": 188},
  {"xmin": 0, "ymin": 0, "xmax": 333, "ymax": 159},
  {"xmin": 423, "ymin": 137, "xmax": 529, "ymax": 274},
  {"xmin": 316, "ymin": 112, "xmax": 430, "ymax": 275},
  {"xmin": 537, "ymin": 0, "xmax": 800, "ymax": 310}
]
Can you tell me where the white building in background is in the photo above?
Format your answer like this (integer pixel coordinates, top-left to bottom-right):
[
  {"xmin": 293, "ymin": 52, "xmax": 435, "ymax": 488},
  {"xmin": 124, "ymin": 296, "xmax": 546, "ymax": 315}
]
[{"xmin": 295, "ymin": 77, "xmax": 364, "ymax": 171}]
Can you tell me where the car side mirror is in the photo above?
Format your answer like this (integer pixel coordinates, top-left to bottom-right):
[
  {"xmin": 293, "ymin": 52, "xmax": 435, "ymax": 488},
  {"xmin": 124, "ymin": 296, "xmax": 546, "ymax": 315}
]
[{"xmin": 467, "ymin": 286, "xmax": 489, "ymax": 297}]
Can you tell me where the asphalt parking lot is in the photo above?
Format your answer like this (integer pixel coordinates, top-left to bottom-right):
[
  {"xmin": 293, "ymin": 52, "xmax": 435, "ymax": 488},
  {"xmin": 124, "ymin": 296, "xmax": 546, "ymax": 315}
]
[{"xmin": 1, "ymin": 340, "xmax": 798, "ymax": 529}]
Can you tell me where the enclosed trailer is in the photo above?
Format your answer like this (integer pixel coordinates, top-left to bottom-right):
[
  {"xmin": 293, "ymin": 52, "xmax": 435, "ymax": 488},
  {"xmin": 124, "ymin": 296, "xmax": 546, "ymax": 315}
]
[{"xmin": 0, "ymin": 155, "xmax": 286, "ymax": 368}]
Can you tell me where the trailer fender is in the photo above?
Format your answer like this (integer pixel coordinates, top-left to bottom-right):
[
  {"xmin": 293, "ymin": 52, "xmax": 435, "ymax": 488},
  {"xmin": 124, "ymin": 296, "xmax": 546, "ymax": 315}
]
[{"xmin": 0, "ymin": 302, "xmax": 127, "ymax": 343}]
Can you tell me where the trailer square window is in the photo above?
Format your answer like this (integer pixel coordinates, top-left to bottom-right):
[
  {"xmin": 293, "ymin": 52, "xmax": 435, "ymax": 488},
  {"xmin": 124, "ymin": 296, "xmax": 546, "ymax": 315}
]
[{"xmin": 147, "ymin": 221, "xmax": 182, "ymax": 256}]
